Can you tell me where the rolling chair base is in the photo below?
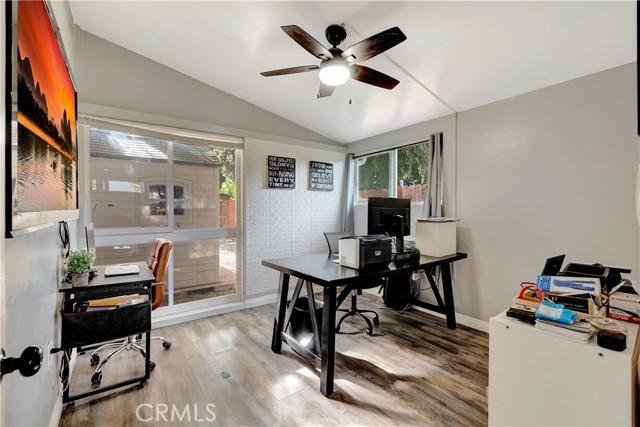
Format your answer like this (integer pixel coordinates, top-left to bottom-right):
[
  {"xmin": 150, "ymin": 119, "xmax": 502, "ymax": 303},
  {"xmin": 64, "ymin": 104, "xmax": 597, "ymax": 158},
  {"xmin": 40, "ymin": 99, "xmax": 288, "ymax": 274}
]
[
  {"xmin": 335, "ymin": 293, "xmax": 380, "ymax": 336},
  {"xmin": 89, "ymin": 336, "xmax": 171, "ymax": 384}
]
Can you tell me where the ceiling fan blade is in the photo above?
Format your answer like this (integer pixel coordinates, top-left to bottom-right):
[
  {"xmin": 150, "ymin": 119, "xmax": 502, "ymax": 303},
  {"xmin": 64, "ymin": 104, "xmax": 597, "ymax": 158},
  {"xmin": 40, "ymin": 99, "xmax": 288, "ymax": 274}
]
[
  {"xmin": 342, "ymin": 27, "xmax": 407, "ymax": 64},
  {"xmin": 261, "ymin": 65, "xmax": 319, "ymax": 77},
  {"xmin": 281, "ymin": 25, "xmax": 333, "ymax": 60},
  {"xmin": 351, "ymin": 65, "xmax": 400, "ymax": 90},
  {"xmin": 317, "ymin": 82, "xmax": 336, "ymax": 98}
]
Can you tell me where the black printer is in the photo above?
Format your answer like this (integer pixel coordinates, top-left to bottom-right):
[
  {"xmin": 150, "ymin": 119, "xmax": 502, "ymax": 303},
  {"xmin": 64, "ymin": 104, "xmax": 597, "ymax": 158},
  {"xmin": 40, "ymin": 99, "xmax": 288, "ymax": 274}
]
[{"xmin": 338, "ymin": 235, "xmax": 392, "ymax": 270}]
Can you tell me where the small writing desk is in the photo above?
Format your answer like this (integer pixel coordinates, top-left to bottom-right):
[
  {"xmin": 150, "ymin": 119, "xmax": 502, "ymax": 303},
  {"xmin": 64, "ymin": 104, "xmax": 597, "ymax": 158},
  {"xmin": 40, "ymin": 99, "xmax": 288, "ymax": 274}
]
[
  {"xmin": 58, "ymin": 261, "xmax": 156, "ymax": 403},
  {"xmin": 59, "ymin": 261, "xmax": 156, "ymax": 299},
  {"xmin": 262, "ymin": 251, "xmax": 468, "ymax": 396}
]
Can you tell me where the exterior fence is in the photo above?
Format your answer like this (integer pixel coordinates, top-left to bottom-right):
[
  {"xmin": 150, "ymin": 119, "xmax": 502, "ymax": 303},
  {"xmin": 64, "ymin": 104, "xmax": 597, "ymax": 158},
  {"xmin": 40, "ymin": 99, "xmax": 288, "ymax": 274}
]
[
  {"xmin": 220, "ymin": 198, "xmax": 236, "ymax": 228},
  {"xmin": 358, "ymin": 184, "xmax": 427, "ymax": 202}
]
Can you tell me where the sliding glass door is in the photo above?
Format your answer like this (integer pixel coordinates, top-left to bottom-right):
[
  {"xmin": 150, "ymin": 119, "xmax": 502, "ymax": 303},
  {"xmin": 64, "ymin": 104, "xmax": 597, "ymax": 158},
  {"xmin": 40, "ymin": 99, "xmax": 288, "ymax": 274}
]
[{"xmin": 79, "ymin": 120, "xmax": 242, "ymax": 313}]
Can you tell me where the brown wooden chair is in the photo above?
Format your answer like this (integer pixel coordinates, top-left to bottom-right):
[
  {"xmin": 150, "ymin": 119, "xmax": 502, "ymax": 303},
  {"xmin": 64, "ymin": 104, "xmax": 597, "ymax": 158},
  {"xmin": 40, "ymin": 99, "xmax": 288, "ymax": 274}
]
[
  {"xmin": 89, "ymin": 238, "xmax": 173, "ymax": 384},
  {"xmin": 145, "ymin": 238, "xmax": 173, "ymax": 347}
]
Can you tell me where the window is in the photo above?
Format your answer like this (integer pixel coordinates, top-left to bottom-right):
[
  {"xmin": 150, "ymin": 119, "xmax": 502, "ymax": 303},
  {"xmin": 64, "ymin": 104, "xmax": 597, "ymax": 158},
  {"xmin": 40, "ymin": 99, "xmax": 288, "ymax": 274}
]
[
  {"xmin": 84, "ymin": 122, "xmax": 241, "ymax": 311},
  {"xmin": 147, "ymin": 184, "xmax": 187, "ymax": 216},
  {"xmin": 89, "ymin": 128, "xmax": 169, "ymax": 228},
  {"xmin": 397, "ymin": 143, "xmax": 430, "ymax": 203},
  {"xmin": 356, "ymin": 142, "xmax": 429, "ymax": 203},
  {"xmin": 357, "ymin": 152, "xmax": 390, "ymax": 201}
]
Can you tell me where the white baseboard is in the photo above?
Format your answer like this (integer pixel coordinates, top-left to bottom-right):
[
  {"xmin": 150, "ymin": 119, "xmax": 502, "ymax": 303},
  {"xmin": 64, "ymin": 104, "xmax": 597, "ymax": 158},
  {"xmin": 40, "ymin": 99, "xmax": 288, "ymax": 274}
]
[
  {"xmin": 152, "ymin": 294, "xmax": 278, "ymax": 329},
  {"xmin": 49, "ymin": 396, "xmax": 64, "ymax": 427},
  {"xmin": 411, "ymin": 304, "xmax": 489, "ymax": 333},
  {"xmin": 151, "ymin": 290, "xmax": 489, "ymax": 334}
]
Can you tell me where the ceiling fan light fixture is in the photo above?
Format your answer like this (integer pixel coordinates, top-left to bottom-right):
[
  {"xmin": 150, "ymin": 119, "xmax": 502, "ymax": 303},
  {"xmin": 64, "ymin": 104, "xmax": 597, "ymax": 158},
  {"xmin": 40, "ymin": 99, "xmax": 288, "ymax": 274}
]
[{"xmin": 319, "ymin": 57, "xmax": 350, "ymax": 86}]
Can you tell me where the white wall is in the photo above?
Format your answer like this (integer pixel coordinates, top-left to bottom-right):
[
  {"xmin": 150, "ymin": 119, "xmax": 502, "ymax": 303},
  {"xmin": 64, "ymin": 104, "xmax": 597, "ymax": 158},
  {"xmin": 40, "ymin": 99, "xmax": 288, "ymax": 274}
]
[
  {"xmin": 2, "ymin": 2, "xmax": 77, "ymax": 426},
  {"xmin": 348, "ymin": 63, "xmax": 639, "ymax": 324},
  {"xmin": 77, "ymin": 31, "xmax": 338, "ymax": 147},
  {"xmin": 244, "ymin": 139, "xmax": 345, "ymax": 297},
  {"xmin": 456, "ymin": 63, "xmax": 638, "ymax": 321}
]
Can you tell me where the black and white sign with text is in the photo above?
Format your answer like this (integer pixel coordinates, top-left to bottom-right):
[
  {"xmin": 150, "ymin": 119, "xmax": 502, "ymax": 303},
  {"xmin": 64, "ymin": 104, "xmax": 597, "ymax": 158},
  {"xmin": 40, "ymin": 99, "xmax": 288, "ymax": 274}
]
[
  {"xmin": 267, "ymin": 155, "xmax": 296, "ymax": 189},
  {"xmin": 309, "ymin": 161, "xmax": 333, "ymax": 191}
]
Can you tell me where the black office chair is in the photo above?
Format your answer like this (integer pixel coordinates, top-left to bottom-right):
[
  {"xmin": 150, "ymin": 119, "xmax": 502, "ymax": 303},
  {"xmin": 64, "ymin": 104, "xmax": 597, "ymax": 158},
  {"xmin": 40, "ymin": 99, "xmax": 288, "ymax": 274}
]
[{"xmin": 323, "ymin": 232, "xmax": 380, "ymax": 336}]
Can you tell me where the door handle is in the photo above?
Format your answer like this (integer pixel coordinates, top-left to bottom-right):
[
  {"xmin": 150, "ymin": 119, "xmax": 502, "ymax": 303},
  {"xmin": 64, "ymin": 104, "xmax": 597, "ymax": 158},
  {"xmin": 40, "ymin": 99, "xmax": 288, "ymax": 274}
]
[{"xmin": 0, "ymin": 346, "xmax": 43, "ymax": 378}]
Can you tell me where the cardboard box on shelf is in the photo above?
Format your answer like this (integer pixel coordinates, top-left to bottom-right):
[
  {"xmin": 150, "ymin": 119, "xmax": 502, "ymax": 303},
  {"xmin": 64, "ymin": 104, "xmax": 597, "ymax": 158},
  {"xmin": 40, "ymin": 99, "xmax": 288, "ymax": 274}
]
[
  {"xmin": 536, "ymin": 275, "xmax": 601, "ymax": 296},
  {"xmin": 546, "ymin": 293, "xmax": 599, "ymax": 315},
  {"xmin": 606, "ymin": 280, "xmax": 640, "ymax": 325},
  {"xmin": 609, "ymin": 291, "xmax": 640, "ymax": 325}
]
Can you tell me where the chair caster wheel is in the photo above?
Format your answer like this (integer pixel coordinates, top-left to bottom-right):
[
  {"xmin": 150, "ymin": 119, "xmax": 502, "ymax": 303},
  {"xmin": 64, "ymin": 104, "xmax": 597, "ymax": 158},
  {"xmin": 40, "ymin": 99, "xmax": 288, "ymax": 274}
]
[
  {"xmin": 90, "ymin": 354, "xmax": 99, "ymax": 366},
  {"xmin": 91, "ymin": 372, "xmax": 102, "ymax": 384},
  {"xmin": 335, "ymin": 326, "xmax": 341, "ymax": 333},
  {"xmin": 162, "ymin": 341, "xmax": 171, "ymax": 349},
  {"xmin": 373, "ymin": 317, "xmax": 380, "ymax": 325},
  {"xmin": 149, "ymin": 361, "xmax": 156, "ymax": 371}
]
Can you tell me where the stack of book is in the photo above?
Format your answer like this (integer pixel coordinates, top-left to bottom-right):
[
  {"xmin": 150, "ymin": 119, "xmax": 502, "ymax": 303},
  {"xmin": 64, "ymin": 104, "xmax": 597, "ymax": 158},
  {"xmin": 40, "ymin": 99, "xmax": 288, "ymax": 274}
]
[{"xmin": 535, "ymin": 318, "xmax": 594, "ymax": 343}]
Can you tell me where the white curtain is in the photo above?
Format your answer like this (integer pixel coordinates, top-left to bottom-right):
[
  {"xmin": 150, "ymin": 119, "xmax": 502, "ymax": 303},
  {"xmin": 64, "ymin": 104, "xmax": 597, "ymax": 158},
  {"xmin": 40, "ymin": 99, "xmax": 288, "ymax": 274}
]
[
  {"xmin": 422, "ymin": 132, "xmax": 444, "ymax": 217},
  {"xmin": 341, "ymin": 153, "xmax": 355, "ymax": 232}
]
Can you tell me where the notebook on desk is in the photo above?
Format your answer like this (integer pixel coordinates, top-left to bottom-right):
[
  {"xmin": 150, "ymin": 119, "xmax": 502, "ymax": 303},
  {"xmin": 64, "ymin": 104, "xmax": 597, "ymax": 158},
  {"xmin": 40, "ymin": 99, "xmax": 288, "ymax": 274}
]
[{"xmin": 104, "ymin": 264, "xmax": 140, "ymax": 277}]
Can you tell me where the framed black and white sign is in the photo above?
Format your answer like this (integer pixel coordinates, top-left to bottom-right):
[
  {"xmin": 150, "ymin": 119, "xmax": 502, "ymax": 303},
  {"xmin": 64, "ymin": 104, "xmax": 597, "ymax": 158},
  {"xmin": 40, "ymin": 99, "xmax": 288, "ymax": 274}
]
[
  {"xmin": 267, "ymin": 155, "xmax": 296, "ymax": 189},
  {"xmin": 309, "ymin": 161, "xmax": 333, "ymax": 191}
]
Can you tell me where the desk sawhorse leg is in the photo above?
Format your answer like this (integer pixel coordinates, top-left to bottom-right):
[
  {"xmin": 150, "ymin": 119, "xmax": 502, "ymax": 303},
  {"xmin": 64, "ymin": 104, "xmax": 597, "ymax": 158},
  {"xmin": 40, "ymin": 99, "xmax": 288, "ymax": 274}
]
[
  {"xmin": 408, "ymin": 262, "xmax": 457, "ymax": 330},
  {"xmin": 320, "ymin": 286, "xmax": 336, "ymax": 396},
  {"xmin": 270, "ymin": 272, "xmax": 337, "ymax": 396}
]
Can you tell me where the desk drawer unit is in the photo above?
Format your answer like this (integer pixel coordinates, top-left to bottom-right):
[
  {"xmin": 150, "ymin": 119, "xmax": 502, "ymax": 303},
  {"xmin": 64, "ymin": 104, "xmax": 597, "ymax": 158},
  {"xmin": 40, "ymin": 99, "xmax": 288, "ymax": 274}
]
[{"xmin": 488, "ymin": 311, "xmax": 639, "ymax": 426}]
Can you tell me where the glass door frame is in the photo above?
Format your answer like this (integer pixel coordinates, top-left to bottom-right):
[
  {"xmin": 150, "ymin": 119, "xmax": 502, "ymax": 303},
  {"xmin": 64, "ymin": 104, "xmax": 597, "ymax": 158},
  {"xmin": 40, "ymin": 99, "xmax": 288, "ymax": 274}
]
[{"xmin": 77, "ymin": 121, "xmax": 244, "ymax": 316}]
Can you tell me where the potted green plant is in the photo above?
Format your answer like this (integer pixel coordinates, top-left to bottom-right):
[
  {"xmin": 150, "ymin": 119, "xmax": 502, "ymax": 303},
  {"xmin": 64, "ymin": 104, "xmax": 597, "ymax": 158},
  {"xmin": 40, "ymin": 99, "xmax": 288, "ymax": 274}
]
[{"xmin": 66, "ymin": 250, "xmax": 95, "ymax": 287}]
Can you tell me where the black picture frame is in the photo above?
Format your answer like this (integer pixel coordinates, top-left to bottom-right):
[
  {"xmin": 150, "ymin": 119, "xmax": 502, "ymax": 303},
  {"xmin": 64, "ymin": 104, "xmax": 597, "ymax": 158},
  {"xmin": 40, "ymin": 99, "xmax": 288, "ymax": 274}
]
[
  {"xmin": 267, "ymin": 155, "xmax": 296, "ymax": 189},
  {"xmin": 308, "ymin": 161, "xmax": 333, "ymax": 191},
  {"xmin": 5, "ymin": 0, "xmax": 79, "ymax": 237}
]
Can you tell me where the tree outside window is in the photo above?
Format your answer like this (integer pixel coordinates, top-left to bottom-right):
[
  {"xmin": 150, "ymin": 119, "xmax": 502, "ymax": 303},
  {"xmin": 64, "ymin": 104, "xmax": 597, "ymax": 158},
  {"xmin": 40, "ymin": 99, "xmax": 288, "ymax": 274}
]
[
  {"xmin": 357, "ymin": 152, "xmax": 389, "ymax": 201},
  {"xmin": 357, "ymin": 142, "xmax": 429, "ymax": 203},
  {"xmin": 397, "ymin": 143, "xmax": 429, "ymax": 202}
]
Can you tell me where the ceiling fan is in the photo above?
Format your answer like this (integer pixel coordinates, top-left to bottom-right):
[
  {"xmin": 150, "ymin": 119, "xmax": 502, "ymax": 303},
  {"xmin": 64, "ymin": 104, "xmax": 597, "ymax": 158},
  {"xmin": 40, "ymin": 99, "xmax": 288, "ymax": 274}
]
[{"xmin": 261, "ymin": 24, "xmax": 407, "ymax": 98}]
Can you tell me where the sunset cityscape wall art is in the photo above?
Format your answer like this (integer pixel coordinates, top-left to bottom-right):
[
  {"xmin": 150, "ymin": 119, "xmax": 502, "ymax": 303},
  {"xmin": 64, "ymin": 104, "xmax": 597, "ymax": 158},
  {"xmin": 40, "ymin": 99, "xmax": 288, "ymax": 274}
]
[{"xmin": 10, "ymin": 0, "xmax": 77, "ymax": 231}]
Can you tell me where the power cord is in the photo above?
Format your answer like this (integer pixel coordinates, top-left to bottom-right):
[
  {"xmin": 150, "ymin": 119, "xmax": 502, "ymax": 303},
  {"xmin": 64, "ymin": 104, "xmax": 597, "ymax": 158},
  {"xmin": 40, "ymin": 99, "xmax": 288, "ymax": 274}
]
[
  {"xmin": 410, "ymin": 266, "xmax": 442, "ymax": 297},
  {"xmin": 58, "ymin": 221, "xmax": 70, "ymax": 258},
  {"xmin": 53, "ymin": 348, "xmax": 70, "ymax": 394}
]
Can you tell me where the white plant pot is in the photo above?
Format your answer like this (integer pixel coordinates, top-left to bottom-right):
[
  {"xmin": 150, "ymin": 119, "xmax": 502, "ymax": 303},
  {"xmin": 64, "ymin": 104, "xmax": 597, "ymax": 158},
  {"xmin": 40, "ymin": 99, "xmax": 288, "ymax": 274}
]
[{"xmin": 71, "ymin": 271, "xmax": 89, "ymax": 287}]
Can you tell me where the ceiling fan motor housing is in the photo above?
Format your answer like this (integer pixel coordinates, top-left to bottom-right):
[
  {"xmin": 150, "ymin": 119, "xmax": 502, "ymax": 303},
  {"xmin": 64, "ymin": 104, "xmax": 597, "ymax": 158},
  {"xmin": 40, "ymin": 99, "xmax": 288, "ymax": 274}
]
[{"xmin": 325, "ymin": 24, "xmax": 347, "ymax": 47}]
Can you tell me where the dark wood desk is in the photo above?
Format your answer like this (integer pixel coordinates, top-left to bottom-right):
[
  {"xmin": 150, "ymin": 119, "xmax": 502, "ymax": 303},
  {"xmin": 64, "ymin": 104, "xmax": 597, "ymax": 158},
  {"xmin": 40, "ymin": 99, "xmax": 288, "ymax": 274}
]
[
  {"xmin": 59, "ymin": 261, "xmax": 156, "ymax": 298},
  {"xmin": 58, "ymin": 261, "xmax": 156, "ymax": 404},
  {"xmin": 262, "ymin": 251, "xmax": 468, "ymax": 396}
]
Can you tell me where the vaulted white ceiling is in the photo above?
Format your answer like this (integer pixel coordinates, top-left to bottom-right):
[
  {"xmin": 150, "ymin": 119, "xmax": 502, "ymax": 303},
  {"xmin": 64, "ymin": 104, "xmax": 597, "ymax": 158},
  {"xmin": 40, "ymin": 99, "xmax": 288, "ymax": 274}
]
[{"xmin": 68, "ymin": 1, "xmax": 636, "ymax": 144}]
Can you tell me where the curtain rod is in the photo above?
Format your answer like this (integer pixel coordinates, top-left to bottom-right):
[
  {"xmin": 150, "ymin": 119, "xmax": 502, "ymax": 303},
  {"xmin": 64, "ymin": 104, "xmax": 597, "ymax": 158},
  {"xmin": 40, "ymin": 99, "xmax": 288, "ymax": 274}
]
[{"xmin": 352, "ymin": 139, "xmax": 431, "ymax": 159}]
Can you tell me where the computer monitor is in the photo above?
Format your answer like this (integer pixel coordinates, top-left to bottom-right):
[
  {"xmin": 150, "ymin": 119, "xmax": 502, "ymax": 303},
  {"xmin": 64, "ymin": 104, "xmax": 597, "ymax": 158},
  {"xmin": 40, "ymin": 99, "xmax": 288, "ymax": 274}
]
[
  {"xmin": 85, "ymin": 223, "xmax": 96, "ymax": 260},
  {"xmin": 367, "ymin": 197, "xmax": 411, "ymax": 252}
]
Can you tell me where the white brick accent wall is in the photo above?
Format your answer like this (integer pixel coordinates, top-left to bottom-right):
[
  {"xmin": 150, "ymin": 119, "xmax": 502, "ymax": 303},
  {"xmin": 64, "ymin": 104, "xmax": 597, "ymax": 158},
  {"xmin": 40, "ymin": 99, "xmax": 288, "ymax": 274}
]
[{"xmin": 244, "ymin": 138, "xmax": 345, "ymax": 297}]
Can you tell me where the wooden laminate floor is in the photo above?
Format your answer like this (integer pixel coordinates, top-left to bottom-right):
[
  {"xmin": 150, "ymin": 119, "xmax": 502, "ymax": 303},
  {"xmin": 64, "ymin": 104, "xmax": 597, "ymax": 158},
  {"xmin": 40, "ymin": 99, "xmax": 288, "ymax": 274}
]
[{"xmin": 60, "ymin": 293, "xmax": 489, "ymax": 427}]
